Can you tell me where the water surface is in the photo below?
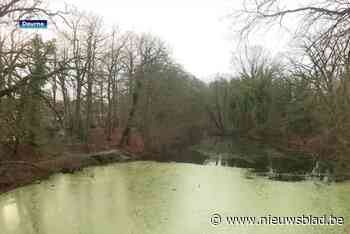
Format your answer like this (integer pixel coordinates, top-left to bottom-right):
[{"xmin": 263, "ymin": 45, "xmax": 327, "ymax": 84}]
[{"xmin": 0, "ymin": 161, "xmax": 349, "ymax": 234}]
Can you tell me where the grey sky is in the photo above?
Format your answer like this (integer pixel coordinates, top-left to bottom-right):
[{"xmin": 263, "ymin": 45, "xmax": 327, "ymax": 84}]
[{"xmin": 51, "ymin": 0, "xmax": 293, "ymax": 81}]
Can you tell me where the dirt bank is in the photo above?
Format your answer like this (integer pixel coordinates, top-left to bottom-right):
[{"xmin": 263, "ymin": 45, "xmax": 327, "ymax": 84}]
[{"xmin": 0, "ymin": 149, "xmax": 139, "ymax": 194}]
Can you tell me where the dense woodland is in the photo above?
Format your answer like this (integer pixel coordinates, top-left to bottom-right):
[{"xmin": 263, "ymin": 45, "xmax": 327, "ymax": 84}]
[{"xmin": 0, "ymin": 0, "xmax": 350, "ymax": 169}]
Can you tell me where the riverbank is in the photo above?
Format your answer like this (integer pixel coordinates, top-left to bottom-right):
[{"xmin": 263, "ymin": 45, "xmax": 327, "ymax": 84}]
[
  {"xmin": 1, "ymin": 134, "xmax": 349, "ymax": 195},
  {"xmin": 0, "ymin": 149, "xmax": 139, "ymax": 194}
]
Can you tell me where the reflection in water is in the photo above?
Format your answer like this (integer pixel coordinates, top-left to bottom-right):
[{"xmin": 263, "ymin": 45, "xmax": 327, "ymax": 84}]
[
  {"xmin": 0, "ymin": 161, "xmax": 349, "ymax": 234},
  {"xmin": 2, "ymin": 200, "xmax": 20, "ymax": 232},
  {"xmin": 195, "ymin": 137, "xmax": 350, "ymax": 182}
]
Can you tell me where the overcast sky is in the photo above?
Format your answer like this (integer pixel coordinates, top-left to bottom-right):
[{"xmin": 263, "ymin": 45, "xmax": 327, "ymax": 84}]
[{"xmin": 51, "ymin": 0, "xmax": 292, "ymax": 81}]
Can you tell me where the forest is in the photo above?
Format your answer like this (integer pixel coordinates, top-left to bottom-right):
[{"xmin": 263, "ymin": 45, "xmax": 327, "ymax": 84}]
[
  {"xmin": 1, "ymin": 2, "xmax": 350, "ymax": 234},
  {"xmin": 0, "ymin": 0, "xmax": 349, "ymax": 173}
]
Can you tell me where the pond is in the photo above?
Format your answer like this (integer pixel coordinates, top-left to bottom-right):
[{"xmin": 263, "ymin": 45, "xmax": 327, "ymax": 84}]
[{"xmin": 0, "ymin": 161, "xmax": 350, "ymax": 234}]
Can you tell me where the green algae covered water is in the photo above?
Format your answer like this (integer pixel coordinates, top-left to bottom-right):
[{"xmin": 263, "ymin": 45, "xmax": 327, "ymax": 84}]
[{"xmin": 0, "ymin": 161, "xmax": 350, "ymax": 234}]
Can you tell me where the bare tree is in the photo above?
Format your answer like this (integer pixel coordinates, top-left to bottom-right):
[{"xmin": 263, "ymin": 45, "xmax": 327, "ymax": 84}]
[
  {"xmin": 293, "ymin": 35, "xmax": 350, "ymax": 121},
  {"xmin": 0, "ymin": 0, "xmax": 65, "ymax": 22},
  {"xmin": 84, "ymin": 15, "xmax": 103, "ymax": 142},
  {"xmin": 235, "ymin": 0, "xmax": 350, "ymax": 47},
  {"xmin": 0, "ymin": 0, "xmax": 68, "ymax": 99},
  {"xmin": 102, "ymin": 28, "xmax": 127, "ymax": 141},
  {"xmin": 119, "ymin": 34, "xmax": 168, "ymax": 146}
]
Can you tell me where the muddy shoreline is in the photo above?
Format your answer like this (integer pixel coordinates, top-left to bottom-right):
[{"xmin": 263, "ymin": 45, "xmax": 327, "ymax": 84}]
[{"xmin": 0, "ymin": 150, "xmax": 139, "ymax": 194}]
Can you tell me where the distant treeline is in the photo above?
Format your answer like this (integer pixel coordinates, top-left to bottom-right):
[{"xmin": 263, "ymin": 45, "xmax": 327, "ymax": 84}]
[{"xmin": 0, "ymin": 0, "xmax": 349, "ymax": 167}]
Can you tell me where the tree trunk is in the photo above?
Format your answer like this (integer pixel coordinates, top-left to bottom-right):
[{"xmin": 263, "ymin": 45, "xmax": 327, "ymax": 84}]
[{"xmin": 120, "ymin": 75, "xmax": 141, "ymax": 146}]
